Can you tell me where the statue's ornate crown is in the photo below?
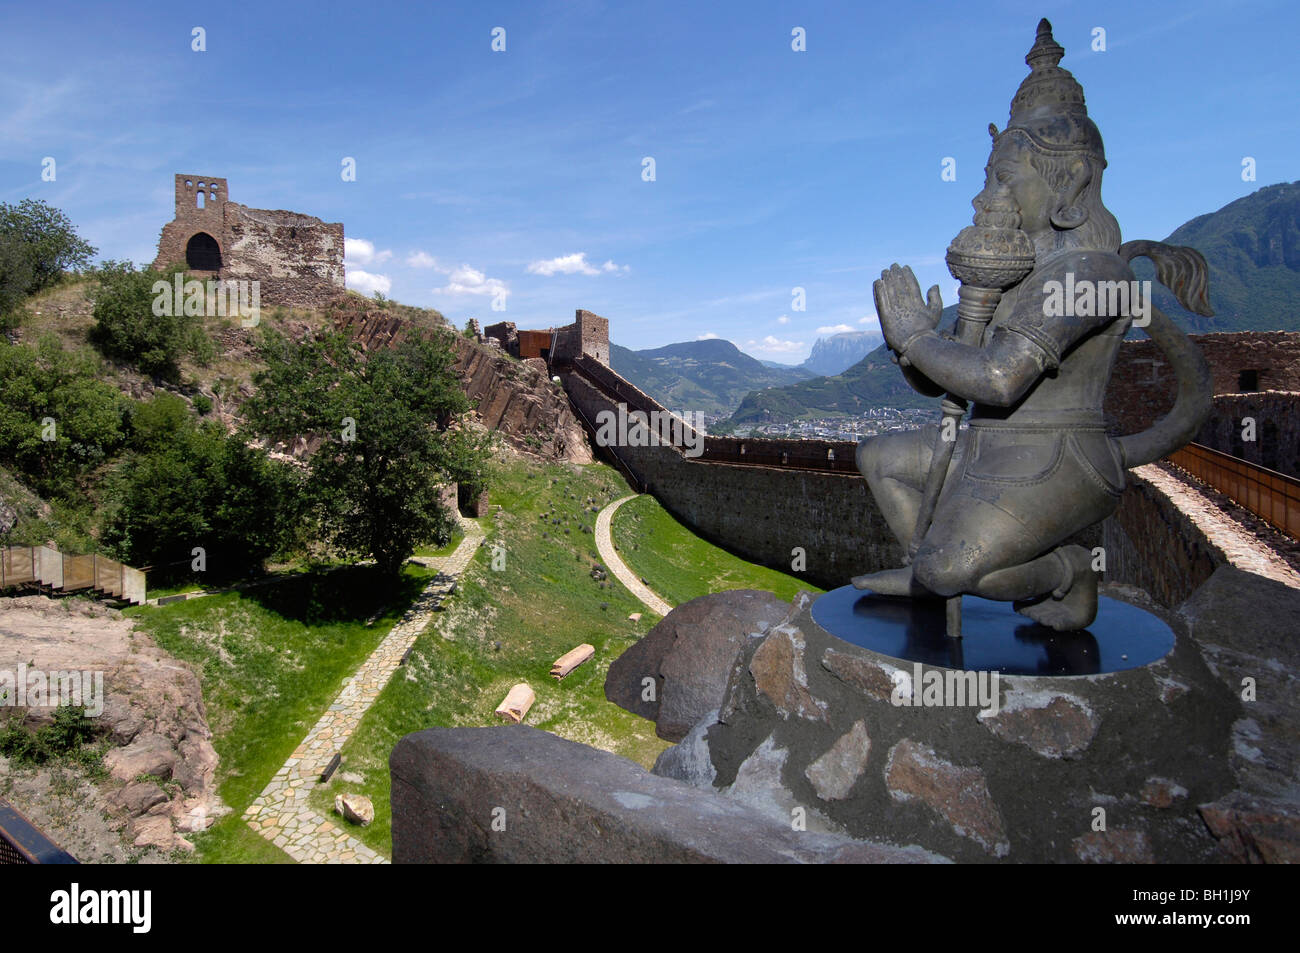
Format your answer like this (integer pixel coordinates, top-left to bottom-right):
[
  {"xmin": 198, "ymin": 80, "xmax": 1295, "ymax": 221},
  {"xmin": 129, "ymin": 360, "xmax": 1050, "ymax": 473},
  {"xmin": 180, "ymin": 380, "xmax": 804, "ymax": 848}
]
[{"xmin": 994, "ymin": 19, "xmax": 1106, "ymax": 164}]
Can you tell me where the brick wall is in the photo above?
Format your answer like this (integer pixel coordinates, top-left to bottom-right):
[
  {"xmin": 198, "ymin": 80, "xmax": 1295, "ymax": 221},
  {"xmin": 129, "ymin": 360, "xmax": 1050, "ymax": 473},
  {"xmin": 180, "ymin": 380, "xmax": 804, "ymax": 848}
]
[
  {"xmin": 1196, "ymin": 392, "xmax": 1300, "ymax": 478},
  {"xmin": 1105, "ymin": 331, "xmax": 1300, "ymax": 435}
]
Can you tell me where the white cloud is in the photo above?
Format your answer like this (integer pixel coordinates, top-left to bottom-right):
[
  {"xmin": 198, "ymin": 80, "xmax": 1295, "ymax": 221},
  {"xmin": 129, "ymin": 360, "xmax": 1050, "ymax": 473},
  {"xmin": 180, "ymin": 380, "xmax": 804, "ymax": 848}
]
[
  {"xmin": 434, "ymin": 264, "xmax": 509, "ymax": 298},
  {"xmin": 347, "ymin": 269, "xmax": 392, "ymax": 296},
  {"xmin": 527, "ymin": 252, "xmax": 627, "ymax": 277},
  {"xmin": 746, "ymin": 336, "xmax": 805, "ymax": 354},
  {"xmin": 817, "ymin": 324, "xmax": 857, "ymax": 335},
  {"xmin": 406, "ymin": 250, "xmax": 437, "ymax": 268},
  {"xmin": 776, "ymin": 315, "xmax": 789, "ymax": 325},
  {"xmin": 858, "ymin": 314, "xmax": 876, "ymax": 324},
  {"xmin": 345, "ymin": 237, "xmax": 391, "ymax": 265},
  {"xmin": 697, "ymin": 332, "xmax": 720, "ymax": 340}
]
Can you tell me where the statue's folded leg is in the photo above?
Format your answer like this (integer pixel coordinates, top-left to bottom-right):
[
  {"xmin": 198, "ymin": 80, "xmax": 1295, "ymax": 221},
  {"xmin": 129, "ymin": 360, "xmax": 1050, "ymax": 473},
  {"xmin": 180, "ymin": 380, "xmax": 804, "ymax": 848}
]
[
  {"xmin": 978, "ymin": 544, "xmax": 1099, "ymax": 630},
  {"xmin": 856, "ymin": 424, "xmax": 966, "ymax": 552}
]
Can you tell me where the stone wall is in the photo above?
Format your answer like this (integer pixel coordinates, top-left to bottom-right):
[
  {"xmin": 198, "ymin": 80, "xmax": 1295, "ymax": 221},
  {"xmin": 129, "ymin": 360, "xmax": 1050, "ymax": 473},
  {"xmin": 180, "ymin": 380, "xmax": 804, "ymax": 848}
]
[
  {"xmin": 153, "ymin": 174, "xmax": 344, "ymax": 309},
  {"xmin": 565, "ymin": 371, "xmax": 904, "ymax": 588},
  {"xmin": 1101, "ymin": 467, "xmax": 1223, "ymax": 608},
  {"xmin": 1105, "ymin": 331, "xmax": 1300, "ymax": 436},
  {"xmin": 1196, "ymin": 392, "xmax": 1300, "ymax": 478},
  {"xmin": 552, "ymin": 309, "xmax": 610, "ymax": 366}
]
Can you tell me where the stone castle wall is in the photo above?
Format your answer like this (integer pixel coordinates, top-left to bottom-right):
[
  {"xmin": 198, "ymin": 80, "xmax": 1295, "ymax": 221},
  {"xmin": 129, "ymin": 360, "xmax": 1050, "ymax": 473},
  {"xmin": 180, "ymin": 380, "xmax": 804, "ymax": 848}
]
[
  {"xmin": 552, "ymin": 310, "xmax": 610, "ymax": 365},
  {"xmin": 1105, "ymin": 331, "xmax": 1300, "ymax": 434},
  {"xmin": 153, "ymin": 174, "xmax": 344, "ymax": 309},
  {"xmin": 563, "ymin": 373, "xmax": 902, "ymax": 588},
  {"xmin": 1196, "ymin": 392, "xmax": 1300, "ymax": 478}
]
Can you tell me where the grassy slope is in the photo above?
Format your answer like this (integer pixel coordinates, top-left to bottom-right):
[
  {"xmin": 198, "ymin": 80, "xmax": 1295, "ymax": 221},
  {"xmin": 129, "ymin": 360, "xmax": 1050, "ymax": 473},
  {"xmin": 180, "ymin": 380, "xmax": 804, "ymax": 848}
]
[
  {"xmin": 308, "ymin": 456, "xmax": 672, "ymax": 855},
  {"xmin": 610, "ymin": 494, "xmax": 823, "ymax": 606},
  {"xmin": 124, "ymin": 563, "xmax": 439, "ymax": 863}
]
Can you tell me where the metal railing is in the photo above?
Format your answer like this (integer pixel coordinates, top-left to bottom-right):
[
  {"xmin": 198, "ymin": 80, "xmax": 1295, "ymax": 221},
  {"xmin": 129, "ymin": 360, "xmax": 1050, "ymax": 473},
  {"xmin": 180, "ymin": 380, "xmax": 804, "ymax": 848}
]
[
  {"xmin": 0, "ymin": 798, "xmax": 78, "ymax": 864},
  {"xmin": 1167, "ymin": 442, "xmax": 1300, "ymax": 539}
]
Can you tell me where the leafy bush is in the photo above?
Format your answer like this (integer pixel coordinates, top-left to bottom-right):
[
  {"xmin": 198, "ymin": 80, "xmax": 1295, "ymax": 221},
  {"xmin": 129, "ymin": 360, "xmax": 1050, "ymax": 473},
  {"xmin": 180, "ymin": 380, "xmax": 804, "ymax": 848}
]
[
  {"xmin": 88, "ymin": 262, "xmax": 212, "ymax": 381},
  {"xmin": 243, "ymin": 328, "xmax": 490, "ymax": 577},
  {"xmin": 0, "ymin": 335, "xmax": 130, "ymax": 498},
  {"xmin": 99, "ymin": 392, "xmax": 302, "ymax": 578},
  {"xmin": 0, "ymin": 704, "xmax": 102, "ymax": 766},
  {"xmin": 0, "ymin": 199, "xmax": 97, "ymax": 326}
]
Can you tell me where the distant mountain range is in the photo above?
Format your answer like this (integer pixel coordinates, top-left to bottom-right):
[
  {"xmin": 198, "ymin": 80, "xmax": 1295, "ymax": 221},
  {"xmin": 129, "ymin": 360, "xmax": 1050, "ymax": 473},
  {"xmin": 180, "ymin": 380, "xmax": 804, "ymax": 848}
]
[
  {"xmin": 726, "ymin": 310, "xmax": 957, "ymax": 427},
  {"xmin": 800, "ymin": 330, "xmax": 884, "ymax": 376},
  {"xmin": 610, "ymin": 338, "xmax": 813, "ymax": 417},
  {"xmin": 724, "ymin": 182, "xmax": 1300, "ymax": 427}
]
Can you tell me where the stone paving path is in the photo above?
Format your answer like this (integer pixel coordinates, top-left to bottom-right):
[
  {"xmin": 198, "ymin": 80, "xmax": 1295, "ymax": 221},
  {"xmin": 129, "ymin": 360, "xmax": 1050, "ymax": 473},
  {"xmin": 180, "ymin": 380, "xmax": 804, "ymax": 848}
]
[
  {"xmin": 595, "ymin": 495, "xmax": 673, "ymax": 618},
  {"xmin": 243, "ymin": 518, "xmax": 485, "ymax": 864}
]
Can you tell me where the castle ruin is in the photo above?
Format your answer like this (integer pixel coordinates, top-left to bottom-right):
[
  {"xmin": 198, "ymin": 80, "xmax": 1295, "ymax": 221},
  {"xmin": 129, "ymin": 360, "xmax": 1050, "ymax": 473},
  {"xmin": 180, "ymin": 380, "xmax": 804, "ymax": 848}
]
[
  {"xmin": 153, "ymin": 174, "xmax": 345, "ymax": 308},
  {"xmin": 483, "ymin": 310, "xmax": 610, "ymax": 366}
]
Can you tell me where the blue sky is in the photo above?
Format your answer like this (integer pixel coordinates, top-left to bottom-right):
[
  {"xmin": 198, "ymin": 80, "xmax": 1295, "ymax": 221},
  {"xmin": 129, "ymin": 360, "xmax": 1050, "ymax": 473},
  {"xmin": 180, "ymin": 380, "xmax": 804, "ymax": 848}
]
[{"xmin": 2, "ymin": 0, "xmax": 1296, "ymax": 361}]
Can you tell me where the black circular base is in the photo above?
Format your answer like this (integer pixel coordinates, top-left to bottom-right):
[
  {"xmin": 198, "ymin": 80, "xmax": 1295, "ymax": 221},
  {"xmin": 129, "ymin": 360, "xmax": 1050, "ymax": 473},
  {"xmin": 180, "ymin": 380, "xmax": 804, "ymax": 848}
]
[{"xmin": 810, "ymin": 586, "xmax": 1175, "ymax": 676}]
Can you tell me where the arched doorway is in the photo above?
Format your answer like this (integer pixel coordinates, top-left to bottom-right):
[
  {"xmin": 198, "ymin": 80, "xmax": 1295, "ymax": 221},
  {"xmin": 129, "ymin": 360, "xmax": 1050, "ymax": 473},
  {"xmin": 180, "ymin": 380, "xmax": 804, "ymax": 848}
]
[{"xmin": 185, "ymin": 232, "xmax": 222, "ymax": 271}]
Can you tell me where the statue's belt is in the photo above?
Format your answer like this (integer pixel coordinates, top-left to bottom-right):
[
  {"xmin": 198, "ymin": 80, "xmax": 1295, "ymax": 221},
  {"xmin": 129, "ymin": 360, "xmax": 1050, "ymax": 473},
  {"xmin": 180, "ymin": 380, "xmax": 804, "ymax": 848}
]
[{"xmin": 967, "ymin": 414, "xmax": 1108, "ymax": 432}]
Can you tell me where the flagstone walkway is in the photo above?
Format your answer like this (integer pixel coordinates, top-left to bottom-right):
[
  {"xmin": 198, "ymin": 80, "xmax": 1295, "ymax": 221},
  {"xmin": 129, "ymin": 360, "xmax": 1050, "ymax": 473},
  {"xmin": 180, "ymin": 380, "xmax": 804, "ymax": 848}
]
[
  {"xmin": 242, "ymin": 517, "xmax": 485, "ymax": 863},
  {"xmin": 595, "ymin": 495, "xmax": 673, "ymax": 617}
]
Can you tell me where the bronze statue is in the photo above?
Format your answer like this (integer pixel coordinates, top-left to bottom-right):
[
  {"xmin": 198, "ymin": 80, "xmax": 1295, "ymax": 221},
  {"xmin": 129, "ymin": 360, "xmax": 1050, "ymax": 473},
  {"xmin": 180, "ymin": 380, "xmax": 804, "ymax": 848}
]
[{"xmin": 855, "ymin": 19, "xmax": 1213, "ymax": 633}]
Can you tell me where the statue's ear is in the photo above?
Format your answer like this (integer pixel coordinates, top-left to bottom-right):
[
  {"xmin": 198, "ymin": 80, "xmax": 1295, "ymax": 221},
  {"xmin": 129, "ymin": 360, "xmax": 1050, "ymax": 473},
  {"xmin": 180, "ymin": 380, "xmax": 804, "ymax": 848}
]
[{"xmin": 1050, "ymin": 156, "xmax": 1092, "ymax": 229}]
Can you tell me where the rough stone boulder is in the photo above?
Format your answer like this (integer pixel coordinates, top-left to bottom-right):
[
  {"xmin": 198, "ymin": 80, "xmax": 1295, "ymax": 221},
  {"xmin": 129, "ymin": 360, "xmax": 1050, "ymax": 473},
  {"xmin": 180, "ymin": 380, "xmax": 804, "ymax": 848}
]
[
  {"xmin": 604, "ymin": 590, "xmax": 790, "ymax": 741},
  {"xmin": 335, "ymin": 792, "xmax": 375, "ymax": 826},
  {"xmin": 646, "ymin": 585, "xmax": 1253, "ymax": 863},
  {"xmin": 390, "ymin": 725, "xmax": 943, "ymax": 864},
  {"xmin": 1176, "ymin": 565, "xmax": 1300, "ymax": 862},
  {"xmin": 1179, "ymin": 565, "xmax": 1300, "ymax": 800},
  {"xmin": 0, "ymin": 595, "xmax": 226, "ymax": 853}
]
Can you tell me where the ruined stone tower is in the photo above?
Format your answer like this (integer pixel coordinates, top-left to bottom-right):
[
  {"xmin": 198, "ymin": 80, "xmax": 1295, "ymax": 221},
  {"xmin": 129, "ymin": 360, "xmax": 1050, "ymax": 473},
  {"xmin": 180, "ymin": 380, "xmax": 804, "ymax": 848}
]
[{"xmin": 153, "ymin": 174, "xmax": 345, "ymax": 308}]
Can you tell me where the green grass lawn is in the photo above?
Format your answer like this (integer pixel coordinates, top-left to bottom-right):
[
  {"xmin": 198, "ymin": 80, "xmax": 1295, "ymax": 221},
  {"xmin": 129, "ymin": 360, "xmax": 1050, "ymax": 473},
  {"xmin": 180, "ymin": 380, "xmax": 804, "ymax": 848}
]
[
  {"xmin": 610, "ymin": 493, "xmax": 823, "ymax": 606},
  {"xmin": 117, "ymin": 457, "xmax": 824, "ymax": 862},
  {"xmin": 308, "ymin": 457, "xmax": 671, "ymax": 856},
  {"xmin": 125, "ymin": 563, "xmax": 438, "ymax": 863}
]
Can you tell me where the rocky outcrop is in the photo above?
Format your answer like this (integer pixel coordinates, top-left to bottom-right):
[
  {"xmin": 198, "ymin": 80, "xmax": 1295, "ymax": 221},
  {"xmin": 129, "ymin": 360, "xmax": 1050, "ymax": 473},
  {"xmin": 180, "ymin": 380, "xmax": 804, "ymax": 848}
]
[
  {"xmin": 604, "ymin": 590, "xmax": 790, "ymax": 741},
  {"xmin": 0, "ymin": 595, "xmax": 226, "ymax": 854},
  {"xmin": 452, "ymin": 342, "xmax": 591, "ymax": 464},
  {"xmin": 389, "ymin": 725, "xmax": 944, "ymax": 864}
]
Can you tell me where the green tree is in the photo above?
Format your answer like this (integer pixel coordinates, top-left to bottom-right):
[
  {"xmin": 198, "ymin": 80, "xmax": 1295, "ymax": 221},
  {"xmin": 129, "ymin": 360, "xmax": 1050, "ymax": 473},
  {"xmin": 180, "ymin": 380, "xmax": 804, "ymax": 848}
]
[
  {"xmin": 243, "ymin": 328, "xmax": 489, "ymax": 577},
  {"xmin": 99, "ymin": 392, "xmax": 301, "ymax": 576},
  {"xmin": 0, "ymin": 336, "xmax": 130, "ymax": 498},
  {"xmin": 88, "ymin": 262, "xmax": 213, "ymax": 381},
  {"xmin": 0, "ymin": 199, "xmax": 97, "ymax": 325}
]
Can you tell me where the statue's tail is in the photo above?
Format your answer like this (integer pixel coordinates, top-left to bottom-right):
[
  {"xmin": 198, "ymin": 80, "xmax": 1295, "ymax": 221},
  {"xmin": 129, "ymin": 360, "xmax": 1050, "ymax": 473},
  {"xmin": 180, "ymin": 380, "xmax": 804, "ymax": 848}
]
[{"xmin": 1114, "ymin": 240, "xmax": 1214, "ymax": 468}]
